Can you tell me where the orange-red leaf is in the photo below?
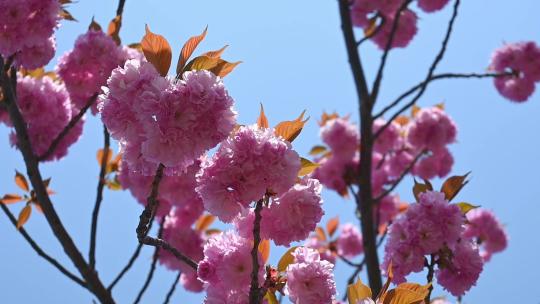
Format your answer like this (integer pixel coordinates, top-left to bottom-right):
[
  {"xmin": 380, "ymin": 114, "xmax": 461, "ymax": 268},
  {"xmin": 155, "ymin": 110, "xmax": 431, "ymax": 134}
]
[
  {"xmin": 257, "ymin": 104, "xmax": 269, "ymax": 129},
  {"xmin": 96, "ymin": 148, "xmax": 112, "ymax": 166},
  {"xmin": 440, "ymin": 172, "xmax": 470, "ymax": 201},
  {"xmin": 183, "ymin": 55, "xmax": 221, "ymax": 72},
  {"xmin": 17, "ymin": 205, "xmax": 32, "ymax": 229},
  {"xmin": 59, "ymin": 9, "xmax": 77, "ymax": 21},
  {"xmin": 209, "ymin": 59, "xmax": 241, "ymax": 78},
  {"xmin": 258, "ymin": 239, "xmax": 271, "ymax": 263},
  {"xmin": 202, "ymin": 45, "xmax": 229, "ymax": 58},
  {"xmin": 411, "ymin": 105, "xmax": 421, "ymax": 117},
  {"xmin": 195, "ymin": 214, "xmax": 215, "ymax": 232},
  {"xmin": 141, "ymin": 25, "xmax": 172, "ymax": 77},
  {"xmin": 15, "ymin": 171, "xmax": 29, "ymax": 192},
  {"xmin": 326, "ymin": 217, "xmax": 339, "ymax": 238},
  {"xmin": 277, "ymin": 246, "xmax": 299, "ymax": 272},
  {"xmin": 394, "ymin": 115, "xmax": 410, "ymax": 126},
  {"xmin": 412, "ymin": 180, "xmax": 430, "ymax": 202},
  {"xmin": 177, "ymin": 26, "xmax": 208, "ymax": 75},
  {"xmin": 107, "ymin": 15, "xmax": 122, "ymax": 45},
  {"xmin": 1, "ymin": 194, "xmax": 24, "ymax": 204},
  {"xmin": 315, "ymin": 226, "xmax": 326, "ymax": 242},
  {"xmin": 274, "ymin": 110, "xmax": 308, "ymax": 143},
  {"xmin": 318, "ymin": 111, "xmax": 339, "ymax": 126},
  {"xmin": 364, "ymin": 16, "xmax": 378, "ymax": 37},
  {"xmin": 309, "ymin": 145, "xmax": 328, "ymax": 156},
  {"xmin": 88, "ymin": 17, "xmax": 102, "ymax": 31},
  {"xmin": 347, "ymin": 277, "xmax": 372, "ymax": 304}
]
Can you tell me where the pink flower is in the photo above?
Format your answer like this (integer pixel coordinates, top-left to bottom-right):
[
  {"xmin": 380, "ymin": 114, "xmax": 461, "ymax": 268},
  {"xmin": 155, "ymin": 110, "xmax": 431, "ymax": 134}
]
[
  {"xmin": 417, "ymin": 0, "xmax": 450, "ymax": 13},
  {"xmin": 180, "ymin": 271, "xmax": 204, "ymax": 293},
  {"xmin": 412, "ymin": 147, "xmax": 454, "ymax": 180},
  {"xmin": 57, "ymin": 30, "xmax": 125, "ymax": 114},
  {"xmin": 320, "ymin": 117, "xmax": 359, "ymax": 161},
  {"xmin": 494, "ymin": 76, "xmax": 535, "ymax": 102},
  {"xmin": 285, "ymin": 247, "xmax": 336, "ymax": 304},
  {"xmin": 197, "ymin": 125, "xmax": 300, "ymax": 222},
  {"xmin": 436, "ymin": 241, "xmax": 483, "ymax": 296},
  {"xmin": 15, "ymin": 37, "xmax": 55, "ymax": 70},
  {"xmin": 407, "ymin": 107, "xmax": 457, "ymax": 151},
  {"xmin": 337, "ymin": 223, "xmax": 364, "ymax": 258},
  {"xmin": 375, "ymin": 194, "xmax": 403, "ymax": 228},
  {"xmin": 304, "ymin": 236, "xmax": 336, "ymax": 265},
  {"xmin": 261, "ymin": 177, "xmax": 324, "ymax": 246},
  {"xmin": 463, "ymin": 209, "xmax": 508, "ymax": 261},
  {"xmin": 372, "ymin": 10, "xmax": 418, "ymax": 50},
  {"xmin": 159, "ymin": 223, "xmax": 204, "ymax": 274},
  {"xmin": 312, "ymin": 156, "xmax": 355, "ymax": 196},
  {"xmin": 7, "ymin": 75, "xmax": 82, "ymax": 161},
  {"xmin": 373, "ymin": 119, "xmax": 402, "ymax": 154},
  {"xmin": 0, "ymin": 0, "xmax": 59, "ymax": 60},
  {"xmin": 197, "ymin": 231, "xmax": 264, "ymax": 298}
]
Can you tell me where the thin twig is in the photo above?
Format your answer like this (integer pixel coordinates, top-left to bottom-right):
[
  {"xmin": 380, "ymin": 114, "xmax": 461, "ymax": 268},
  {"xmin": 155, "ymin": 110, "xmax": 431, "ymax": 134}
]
[
  {"xmin": 425, "ymin": 255, "xmax": 436, "ymax": 303},
  {"xmin": 249, "ymin": 198, "xmax": 264, "ymax": 304},
  {"xmin": 370, "ymin": 0, "xmax": 414, "ymax": 105},
  {"xmin": 38, "ymin": 94, "xmax": 97, "ymax": 161},
  {"xmin": 375, "ymin": 0, "xmax": 462, "ymax": 139},
  {"xmin": 0, "ymin": 58, "xmax": 114, "ymax": 304},
  {"xmin": 133, "ymin": 221, "xmax": 164, "ymax": 304},
  {"xmin": 0, "ymin": 204, "xmax": 87, "ymax": 289},
  {"xmin": 374, "ymin": 149, "xmax": 426, "ymax": 202},
  {"xmin": 89, "ymin": 126, "xmax": 110, "ymax": 269},
  {"xmin": 338, "ymin": 253, "xmax": 363, "ymax": 267},
  {"xmin": 163, "ymin": 272, "xmax": 182, "ymax": 304},
  {"xmin": 374, "ymin": 72, "xmax": 511, "ymax": 119}
]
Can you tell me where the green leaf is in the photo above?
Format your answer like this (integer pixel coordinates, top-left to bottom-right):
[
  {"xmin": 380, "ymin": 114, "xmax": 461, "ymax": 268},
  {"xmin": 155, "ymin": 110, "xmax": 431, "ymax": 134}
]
[
  {"xmin": 455, "ymin": 202, "xmax": 479, "ymax": 214},
  {"xmin": 298, "ymin": 157, "xmax": 319, "ymax": 176}
]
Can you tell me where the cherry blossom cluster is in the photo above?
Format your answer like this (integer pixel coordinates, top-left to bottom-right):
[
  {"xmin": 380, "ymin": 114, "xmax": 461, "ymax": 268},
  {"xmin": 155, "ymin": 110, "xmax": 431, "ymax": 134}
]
[
  {"xmin": 98, "ymin": 59, "xmax": 237, "ymax": 176},
  {"xmin": 0, "ymin": 75, "xmax": 82, "ymax": 161},
  {"xmin": 489, "ymin": 41, "xmax": 540, "ymax": 102},
  {"xmin": 382, "ymin": 191, "xmax": 507, "ymax": 296},
  {"xmin": 0, "ymin": 0, "xmax": 60, "ymax": 69},
  {"xmin": 57, "ymin": 29, "xmax": 141, "ymax": 114},
  {"xmin": 350, "ymin": 0, "xmax": 450, "ymax": 49},
  {"xmin": 313, "ymin": 108, "xmax": 457, "ymax": 199}
]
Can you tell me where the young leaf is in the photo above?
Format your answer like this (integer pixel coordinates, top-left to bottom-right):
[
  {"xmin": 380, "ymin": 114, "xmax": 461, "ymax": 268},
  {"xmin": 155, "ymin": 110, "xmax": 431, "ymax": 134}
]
[
  {"xmin": 108, "ymin": 15, "xmax": 122, "ymax": 45},
  {"xmin": 435, "ymin": 102, "xmax": 445, "ymax": 110},
  {"xmin": 141, "ymin": 25, "xmax": 172, "ymax": 77},
  {"xmin": 258, "ymin": 239, "xmax": 271, "ymax": 263},
  {"xmin": 412, "ymin": 180, "xmax": 430, "ymax": 202},
  {"xmin": 309, "ymin": 145, "xmax": 328, "ymax": 156},
  {"xmin": 363, "ymin": 16, "xmax": 378, "ymax": 37},
  {"xmin": 315, "ymin": 226, "xmax": 327, "ymax": 241},
  {"xmin": 106, "ymin": 179, "xmax": 123, "ymax": 191},
  {"xmin": 394, "ymin": 115, "xmax": 410, "ymax": 126},
  {"xmin": 33, "ymin": 202, "xmax": 43, "ymax": 214},
  {"xmin": 59, "ymin": 9, "xmax": 77, "ymax": 21},
  {"xmin": 257, "ymin": 104, "xmax": 269, "ymax": 129},
  {"xmin": 326, "ymin": 217, "xmax": 339, "ymax": 238},
  {"xmin": 456, "ymin": 202, "xmax": 479, "ymax": 215},
  {"xmin": 88, "ymin": 17, "xmax": 102, "ymax": 31},
  {"xmin": 128, "ymin": 43, "xmax": 143, "ymax": 52},
  {"xmin": 202, "ymin": 45, "xmax": 229, "ymax": 58},
  {"xmin": 96, "ymin": 148, "xmax": 113, "ymax": 166},
  {"xmin": 176, "ymin": 26, "xmax": 208, "ymax": 74},
  {"xmin": 264, "ymin": 291, "xmax": 279, "ymax": 304},
  {"xmin": 209, "ymin": 59, "xmax": 241, "ymax": 78},
  {"xmin": 277, "ymin": 246, "xmax": 299, "ymax": 272},
  {"xmin": 17, "ymin": 205, "xmax": 32, "ymax": 229},
  {"xmin": 440, "ymin": 172, "xmax": 470, "ymax": 201},
  {"xmin": 195, "ymin": 214, "xmax": 215, "ymax": 232},
  {"xmin": 205, "ymin": 229, "xmax": 222, "ymax": 236},
  {"xmin": 379, "ymin": 287, "xmax": 427, "ymax": 304},
  {"xmin": 183, "ymin": 55, "xmax": 221, "ymax": 72},
  {"xmin": 274, "ymin": 110, "xmax": 308, "ymax": 143},
  {"xmin": 298, "ymin": 157, "xmax": 319, "ymax": 176},
  {"xmin": 411, "ymin": 105, "xmax": 421, "ymax": 117},
  {"xmin": 347, "ymin": 277, "xmax": 372, "ymax": 304},
  {"xmin": 1, "ymin": 194, "xmax": 24, "ymax": 204},
  {"xmin": 318, "ymin": 111, "xmax": 339, "ymax": 126},
  {"xmin": 15, "ymin": 171, "xmax": 29, "ymax": 192}
]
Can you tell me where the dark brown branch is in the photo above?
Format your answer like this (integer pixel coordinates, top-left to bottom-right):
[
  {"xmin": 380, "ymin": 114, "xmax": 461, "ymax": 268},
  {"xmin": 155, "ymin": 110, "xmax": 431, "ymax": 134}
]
[
  {"xmin": 249, "ymin": 198, "xmax": 264, "ymax": 304},
  {"xmin": 163, "ymin": 272, "xmax": 182, "ymax": 304},
  {"xmin": 375, "ymin": 0, "xmax": 462, "ymax": 139},
  {"xmin": 89, "ymin": 126, "xmax": 110, "ymax": 269},
  {"xmin": 425, "ymin": 255, "xmax": 435, "ymax": 303},
  {"xmin": 374, "ymin": 149, "xmax": 426, "ymax": 202},
  {"xmin": 374, "ymin": 72, "xmax": 510, "ymax": 119},
  {"xmin": 370, "ymin": 0, "xmax": 414, "ymax": 105},
  {"xmin": 0, "ymin": 203, "xmax": 87, "ymax": 289},
  {"xmin": 338, "ymin": 0, "xmax": 383, "ymax": 295},
  {"xmin": 38, "ymin": 94, "xmax": 97, "ymax": 162},
  {"xmin": 338, "ymin": 253, "xmax": 363, "ymax": 268},
  {"xmin": 0, "ymin": 59, "xmax": 114, "ymax": 304},
  {"xmin": 116, "ymin": 0, "xmax": 126, "ymax": 16},
  {"xmin": 133, "ymin": 222, "xmax": 164, "ymax": 304}
]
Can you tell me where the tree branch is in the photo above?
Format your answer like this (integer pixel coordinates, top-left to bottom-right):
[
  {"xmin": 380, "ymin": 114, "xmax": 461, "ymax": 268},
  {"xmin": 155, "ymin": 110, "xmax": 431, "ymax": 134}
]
[
  {"xmin": 371, "ymin": 0, "xmax": 414, "ymax": 105},
  {"xmin": 0, "ymin": 58, "xmax": 114, "ymax": 304},
  {"xmin": 133, "ymin": 222, "xmax": 164, "ymax": 304},
  {"xmin": 163, "ymin": 272, "xmax": 182, "ymax": 304},
  {"xmin": 249, "ymin": 198, "xmax": 264, "ymax": 304},
  {"xmin": 38, "ymin": 94, "xmax": 97, "ymax": 162},
  {"xmin": 116, "ymin": 0, "xmax": 126, "ymax": 16},
  {"xmin": 375, "ymin": 0, "xmax": 462, "ymax": 139},
  {"xmin": 374, "ymin": 72, "xmax": 510, "ymax": 119},
  {"xmin": 0, "ymin": 203, "xmax": 87, "ymax": 289},
  {"xmin": 89, "ymin": 126, "xmax": 110, "ymax": 269},
  {"xmin": 425, "ymin": 255, "xmax": 435, "ymax": 303}
]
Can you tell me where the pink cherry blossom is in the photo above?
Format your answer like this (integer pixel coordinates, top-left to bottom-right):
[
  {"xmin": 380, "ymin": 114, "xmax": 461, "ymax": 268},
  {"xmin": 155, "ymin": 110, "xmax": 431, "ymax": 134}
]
[
  {"xmin": 373, "ymin": 119, "xmax": 402, "ymax": 154},
  {"xmin": 407, "ymin": 107, "xmax": 457, "ymax": 151},
  {"xmin": 436, "ymin": 241, "xmax": 483, "ymax": 296},
  {"xmin": 372, "ymin": 10, "xmax": 418, "ymax": 50},
  {"xmin": 320, "ymin": 117, "xmax": 359, "ymax": 161},
  {"xmin": 412, "ymin": 147, "xmax": 454, "ymax": 180},
  {"xmin": 180, "ymin": 271, "xmax": 204, "ymax": 293},
  {"xmin": 463, "ymin": 208, "xmax": 508, "ymax": 261},
  {"xmin": 337, "ymin": 223, "xmax": 364, "ymax": 258},
  {"xmin": 15, "ymin": 37, "xmax": 56, "ymax": 70},
  {"xmin": 304, "ymin": 236, "xmax": 337, "ymax": 265},
  {"xmin": 417, "ymin": 0, "xmax": 450, "ymax": 13}
]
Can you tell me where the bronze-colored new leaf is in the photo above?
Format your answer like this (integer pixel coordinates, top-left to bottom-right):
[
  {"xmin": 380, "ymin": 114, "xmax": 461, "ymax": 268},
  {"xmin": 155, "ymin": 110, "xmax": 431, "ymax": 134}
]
[
  {"xmin": 298, "ymin": 157, "xmax": 319, "ymax": 176},
  {"xmin": 257, "ymin": 104, "xmax": 269, "ymax": 129},
  {"xmin": 277, "ymin": 246, "xmax": 299, "ymax": 272},
  {"xmin": 96, "ymin": 148, "xmax": 113, "ymax": 166},
  {"xmin": 456, "ymin": 202, "xmax": 479, "ymax": 214},
  {"xmin": 440, "ymin": 172, "xmax": 470, "ymax": 201},
  {"xmin": 183, "ymin": 55, "xmax": 221, "ymax": 72},
  {"xmin": 315, "ymin": 226, "xmax": 326, "ymax": 242},
  {"xmin": 202, "ymin": 45, "xmax": 229, "ymax": 58},
  {"xmin": 195, "ymin": 214, "xmax": 215, "ymax": 232},
  {"xmin": 1, "ymin": 194, "xmax": 24, "ymax": 204},
  {"xmin": 108, "ymin": 15, "xmax": 122, "ymax": 45},
  {"xmin": 412, "ymin": 180, "xmax": 430, "ymax": 202},
  {"xmin": 209, "ymin": 59, "xmax": 241, "ymax": 78},
  {"xmin": 364, "ymin": 16, "xmax": 378, "ymax": 37},
  {"xmin": 258, "ymin": 239, "xmax": 271, "ymax": 263},
  {"xmin": 141, "ymin": 25, "xmax": 172, "ymax": 77},
  {"xmin": 326, "ymin": 217, "xmax": 339, "ymax": 238},
  {"xmin": 309, "ymin": 145, "xmax": 328, "ymax": 156},
  {"xmin": 274, "ymin": 110, "xmax": 308, "ymax": 143},
  {"xmin": 15, "ymin": 171, "xmax": 29, "ymax": 192},
  {"xmin": 264, "ymin": 291, "xmax": 279, "ymax": 304},
  {"xmin": 411, "ymin": 105, "xmax": 421, "ymax": 117},
  {"xmin": 88, "ymin": 17, "xmax": 102, "ymax": 31},
  {"xmin": 17, "ymin": 205, "xmax": 32, "ymax": 229},
  {"xmin": 176, "ymin": 26, "xmax": 208, "ymax": 75},
  {"xmin": 59, "ymin": 9, "xmax": 77, "ymax": 21},
  {"xmin": 347, "ymin": 277, "xmax": 372, "ymax": 304}
]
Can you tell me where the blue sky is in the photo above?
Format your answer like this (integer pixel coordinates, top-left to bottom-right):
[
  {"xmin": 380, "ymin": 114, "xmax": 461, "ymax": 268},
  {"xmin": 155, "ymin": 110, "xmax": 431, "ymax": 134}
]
[{"xmin": 1, "ymin": 0, "xmax": 539, "ymax": 303}]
